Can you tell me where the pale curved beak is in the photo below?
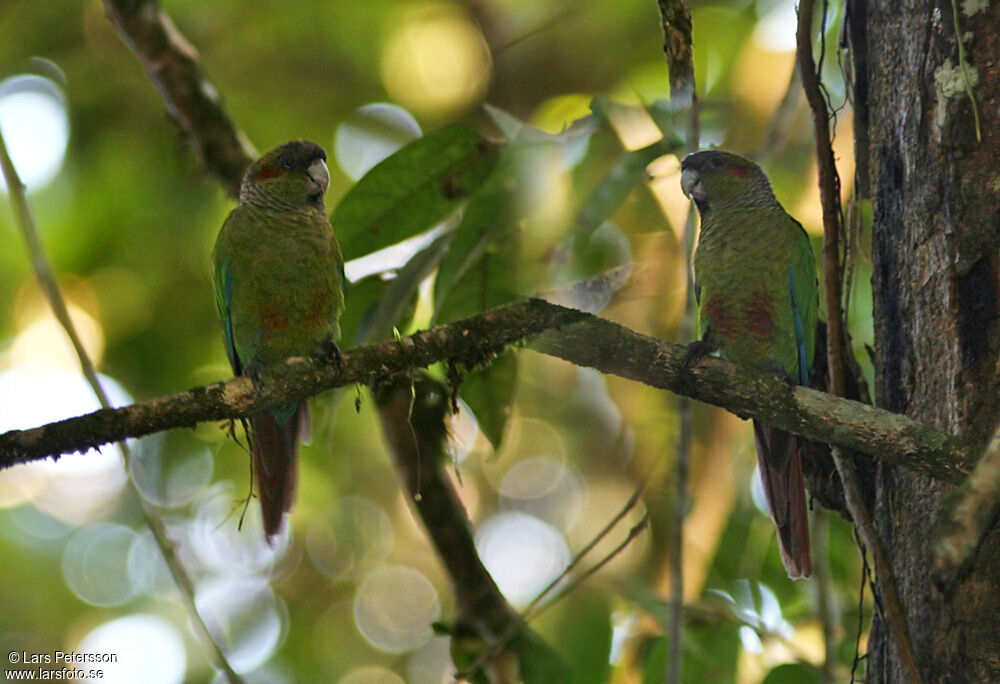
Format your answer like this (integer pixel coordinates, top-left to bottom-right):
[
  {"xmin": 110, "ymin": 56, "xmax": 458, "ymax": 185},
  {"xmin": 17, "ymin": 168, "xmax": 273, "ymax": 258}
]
[
  {"xmin": 680, "ymin": 167, "xmax": 703, "ymax": 201},
  {"xmin": 307, "ymin": 158, "xmax": 330, "ymax": 196}
]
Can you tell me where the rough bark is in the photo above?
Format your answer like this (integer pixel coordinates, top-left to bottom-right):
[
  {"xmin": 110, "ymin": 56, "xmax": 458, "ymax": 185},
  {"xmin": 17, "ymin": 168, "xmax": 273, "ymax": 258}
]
[
  {"xmin": 862, "ymin": 0, "xmax": 1000, "ymax": 680},
  {"xmin": 0, "ymin": 299, "xmax": 979, "ymax": 482}
]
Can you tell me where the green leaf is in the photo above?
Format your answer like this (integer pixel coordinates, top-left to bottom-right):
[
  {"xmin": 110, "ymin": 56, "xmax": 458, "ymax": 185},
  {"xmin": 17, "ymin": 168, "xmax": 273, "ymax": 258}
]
[
  {"xmin": 337, "ymin": 274, "xmax": 389, "ymax": 348},
  {"xmin": 432, "ymin": 170, "xmax": 512, "ymax": 317},
  {"xmin": 332, "ymin": 125, "xmax": 501, "ymax": 261},
  {"xmin": 355, "ymin": 230, "xmax": 453, "ymax": 345},
  {"xmin": 572, "ymin": 137, "xmax": 681, "ymax": 246},
  {"xmin": 641, "ymin": 636, "xmax": 667, "ymax": 684},
  {"xmin": 762, "ymin": 663, "xmax": 823, "ymax": 684},
  {"xmin": 549, "ymin": 221, "xmax": 633, "ymax": 291},
  {"xmin": 511, "ymin": 626, "xmax": 573, "ymax": 684},
  {"xmin": 537, "ymin": 590, "xmax": 613, "ymax": 684},
  {"xmin": 461, "ymin": 350, "xmax": 517, "ymax": 450},
  {"xmin": 434, "ymin": 209, "xmax": 522, "ymax": 450},
  {"xmin": 680, "ymin": 611, "xmax": 740, "ymax": 683}
]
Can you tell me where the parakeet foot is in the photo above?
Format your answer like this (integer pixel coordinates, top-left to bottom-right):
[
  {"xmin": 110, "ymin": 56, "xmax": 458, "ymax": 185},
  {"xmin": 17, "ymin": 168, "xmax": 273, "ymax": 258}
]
[
  {"xmin": 682, "ymin": 338, "xmax": 716, "ymax": 370},
  {"xmin": 317, "ymin": 337, "xmax": 344, "ymax": 368}
]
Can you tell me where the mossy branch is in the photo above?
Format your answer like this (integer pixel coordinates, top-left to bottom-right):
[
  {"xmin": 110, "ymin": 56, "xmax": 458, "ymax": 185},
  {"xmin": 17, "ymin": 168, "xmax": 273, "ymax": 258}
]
[{"xmin": 0, "ymin": 297, "xmax": 980, "ymax": 483}]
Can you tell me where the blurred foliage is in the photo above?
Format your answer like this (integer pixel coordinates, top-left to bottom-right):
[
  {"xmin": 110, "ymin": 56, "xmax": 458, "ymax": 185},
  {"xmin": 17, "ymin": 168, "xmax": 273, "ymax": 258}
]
[{"xmin": 0, "ymin": 0, "xmax": 875, "ymax": 682}]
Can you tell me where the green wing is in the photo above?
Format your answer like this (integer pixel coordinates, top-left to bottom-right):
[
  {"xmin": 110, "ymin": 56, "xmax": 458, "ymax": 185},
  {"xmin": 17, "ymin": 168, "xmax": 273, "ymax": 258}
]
[
  {"xmin": 787, "ymin": 219, "xmax": 818, "ymax": 383},
  {"xmin": 212, "ymin": 254, "xmax": 242, "ymax": 376}
]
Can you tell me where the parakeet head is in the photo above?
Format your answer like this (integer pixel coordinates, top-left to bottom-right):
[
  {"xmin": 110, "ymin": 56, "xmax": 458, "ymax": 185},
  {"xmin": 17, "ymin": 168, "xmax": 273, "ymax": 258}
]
[
  {"xmin": 680, "ymin": 150, "xmax": 776, "ymax": 213},
  {"xmin": 240, "ymin": 140, "xmax": 330, "ymax": 208}
]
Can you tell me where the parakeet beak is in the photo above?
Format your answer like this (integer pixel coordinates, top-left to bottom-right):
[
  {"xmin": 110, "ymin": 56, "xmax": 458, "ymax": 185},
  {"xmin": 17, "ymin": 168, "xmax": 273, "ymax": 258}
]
[
  {"xmin": 680, "ymin": 167, "xmax": 705, "ymax": 202},
  {"xmin": 307, "ymin": 158, "xmax": 330, "ymax": 197}
]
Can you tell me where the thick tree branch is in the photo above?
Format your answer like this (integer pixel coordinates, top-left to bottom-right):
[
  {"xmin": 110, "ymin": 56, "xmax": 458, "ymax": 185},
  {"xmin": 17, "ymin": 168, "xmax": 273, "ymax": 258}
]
[
  {"xmin": 373, "ymin": 375, "xmax": 522, "ymax": 657},
  {"xmin": 0, "ymin": 300, "xmax": 585, "ymax": 467},
  {"xmin": 0, "ymin": 298, "xmax": 979, "ymax": 482},
  {"xmin": 103, "ymin": 0, "xmax": 255, "ymax": 196}
]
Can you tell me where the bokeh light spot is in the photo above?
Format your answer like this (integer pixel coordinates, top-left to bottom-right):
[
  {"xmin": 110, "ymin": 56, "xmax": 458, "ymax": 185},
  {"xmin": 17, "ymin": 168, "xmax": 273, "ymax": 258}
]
[
  {"xmin": 11, "ymin": 303, "xmax": 104, "ymax": 374},
  {"xmin": 0, "ymin": 74, "xmax": 69, "ymax": 193},
  {"xmin": 381, "ymin": 5, "xmax": 492, "ymax": 116},
  {"xmin": 307, "ymin": 496, "xmax": 394, "ymax": 581},
  {"xmin": 335, "ymin": 103, "xmax": 421, "ymax": 181},
  {"xmin": 129, "ymin": 436, "xmax": 213, "ymax": 507},
  {"xmin": 337, "ymin": 666, "xmax": 406, "ymax": 684},
  {"xmin": 354, "ymin": 565, "xmax": 440, "ymax": 653},
  {"xmin": 6, "ymin": 503, "xmax": 73, "ymax": 547},
  {"xmin": 0, "ymin": 370, "xmax": 129, "ymax": 523},
  {"xmin": 62, "ymin": 523, "xmax": 138, "ymax": 607},
  {"xmin": 499, "ymin": 456, "xmax": 585, "ymax": 532},
  {"xmin": 188, "ymin": 483, "xmax": 289, "ymax": 574},
  {"xmin": 127, "ymin": 530, "xmax": 176, "ymax": 599},
  {"xmin": 753, "ymin": 0, "xmax": 799, "ymax": 51},
  {"xmin": 406, "ymin": 636, "xmax": 455, "ymax": 684},
  {"xmin": 195, "ymin": 575, "xmax": 284, "ymax": 672},
  {"xmin": 475, "ymin": 511, "xmax": 570, "ymax": 608},
  {"xmin": 76, "ymin": 614, "xmax": 186, "ymax": 684}
]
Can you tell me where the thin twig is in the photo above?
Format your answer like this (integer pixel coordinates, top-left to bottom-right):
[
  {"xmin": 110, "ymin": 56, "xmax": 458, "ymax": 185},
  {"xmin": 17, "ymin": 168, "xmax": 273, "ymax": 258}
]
[
  {"xmin": 521, "ymin": 482, "xmax": 648, "ymax": 621},
  {"xmin": 528, "ymin": 513, "xmax": 651, "ymax": 622},
  {"xmin": 949, "ymin": 0, "xmax": 982, "ymax": 142},
  {"xmin": 456, "ymin": 504, "xmax": 651, "ymax": 680},
  {"xmin": 657, "ymin": 2, "xmax": 698, "ymax": 680},
  {"xmin": 832, "ymin": 448, "xmax": 923, "ymax": 684},
  {"xmin": 850, "ymin": 539, "xmax": 871, "ymax": 683},
  {"xmin": 797, "ymin": 0, "xmax": 846, "ymax": 399},
  {"xmin": 797, "ymin": 3, "xmax": 922, "ymax": 681},
  {"xmin": 0, "ymin": 131, "xmax": 243, "ymax": 684},
  {"xmin": 668, "ymin": 390, "xmax": 691, "ymax": 684},
  {"xmin": 812, "ymin": 509, "xmax": 839, "ymax": 684}
]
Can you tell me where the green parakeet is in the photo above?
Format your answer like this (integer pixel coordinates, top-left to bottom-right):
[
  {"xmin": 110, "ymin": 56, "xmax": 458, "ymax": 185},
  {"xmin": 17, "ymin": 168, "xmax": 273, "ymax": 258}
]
[
  {"xmin": 681, "ymin": 150, "xmax": 817, "ymax": 578},
  {"xmin": 212, "ymin": 140, "xmax": 344, "ymax": 540}
]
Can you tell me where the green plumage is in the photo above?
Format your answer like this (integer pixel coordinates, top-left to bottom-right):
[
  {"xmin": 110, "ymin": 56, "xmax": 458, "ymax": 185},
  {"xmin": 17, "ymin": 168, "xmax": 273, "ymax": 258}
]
[
  {"xmin": 212, "ymin": 140, "xmax": 344, "ymax": 539},
  {"xmin": 681, "ymin": 150, "xmax": 818, "ymax": 578}
]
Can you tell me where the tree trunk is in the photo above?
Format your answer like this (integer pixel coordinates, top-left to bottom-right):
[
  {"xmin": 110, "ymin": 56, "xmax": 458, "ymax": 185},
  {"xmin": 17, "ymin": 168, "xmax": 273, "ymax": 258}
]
[{"xmin": 861, "ymin": 0, "xmax": 1000, "ymax": 680}]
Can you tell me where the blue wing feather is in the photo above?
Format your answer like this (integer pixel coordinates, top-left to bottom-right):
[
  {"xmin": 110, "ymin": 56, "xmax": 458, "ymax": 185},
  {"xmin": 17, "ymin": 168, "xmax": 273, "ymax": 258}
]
[
  {"xmin": 215, "ymin": 260, "xmax": 242, "ymax": 376},
  {"xmin": 787, "ymin": 269, "xmax": 808, "ymax": 386}
]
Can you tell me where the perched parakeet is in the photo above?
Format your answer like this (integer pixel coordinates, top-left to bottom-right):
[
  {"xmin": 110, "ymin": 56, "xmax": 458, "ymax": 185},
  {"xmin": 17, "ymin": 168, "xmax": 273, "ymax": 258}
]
[
  {"xmin": 212, "ymin": 140, "xmax": 344, "ymax": 540},
  {"xmin": 680, "ymin": 150, "xmax": 817, "ymax": 578}
]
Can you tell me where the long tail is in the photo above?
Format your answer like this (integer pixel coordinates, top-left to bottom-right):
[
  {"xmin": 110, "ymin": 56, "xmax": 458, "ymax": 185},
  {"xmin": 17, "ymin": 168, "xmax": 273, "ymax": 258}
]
[
  {"xmin": 250, "ymin": 401, "xmax": 307, "ymax": 540},
  {"xmin": 752, "ymin": 420, "xmax": 811, "ymax": 578}
]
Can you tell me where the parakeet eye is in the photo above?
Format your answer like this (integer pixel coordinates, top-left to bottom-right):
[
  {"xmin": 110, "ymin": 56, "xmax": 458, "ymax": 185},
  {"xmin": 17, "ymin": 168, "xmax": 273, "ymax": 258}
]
[{"xmin": 279, "ymin": 157, "xmax": 295, "ymax": 171}]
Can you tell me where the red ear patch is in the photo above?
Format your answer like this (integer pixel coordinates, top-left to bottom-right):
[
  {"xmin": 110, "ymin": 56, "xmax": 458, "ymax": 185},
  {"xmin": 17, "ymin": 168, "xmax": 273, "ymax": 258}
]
[
  {"xmin": 255, "ymin": 164, "xmax": 282, "ymax": 181},
  {"xmin": 729, "ymin": 166, "xmax": 752, "ymax": 178}
]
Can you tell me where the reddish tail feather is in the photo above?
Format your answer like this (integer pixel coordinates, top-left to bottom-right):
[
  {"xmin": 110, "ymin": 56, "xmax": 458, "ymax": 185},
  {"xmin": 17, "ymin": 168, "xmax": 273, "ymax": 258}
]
[
  {"xmin": 250, "ymin": 402, "xmax": 307, "ymax": 540},
  {"xmin": 752, "ymin": 420, "xmax": 811, "ymax": 578}
]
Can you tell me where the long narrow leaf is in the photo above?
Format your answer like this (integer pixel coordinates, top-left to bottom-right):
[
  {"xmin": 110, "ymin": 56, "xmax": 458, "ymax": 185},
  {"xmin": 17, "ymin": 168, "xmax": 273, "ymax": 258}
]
[
  {"xmin": 432, "ymin": 173, "xmax": 511, "ymax": 318},
  {"xmin": 573, "ymin": 137, "xmax": 681, "ymax": 245},
  {"xmin": 332, "ymin": 125, "xmax": 501, "ymax": 261},
  {"xmin": 356, "ymin": 230, "xmax": 454, "ymax": 345}
]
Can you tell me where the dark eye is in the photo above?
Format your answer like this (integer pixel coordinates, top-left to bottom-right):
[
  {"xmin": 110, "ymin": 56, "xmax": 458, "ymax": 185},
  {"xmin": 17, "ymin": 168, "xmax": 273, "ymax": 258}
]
[
  {"xmin": 709, "ymin": 156, "xmax": 725, "ymax": 169},
  {"xmin": 278, "ymin": 156, "xmax": 295, "ymax": 171}
]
